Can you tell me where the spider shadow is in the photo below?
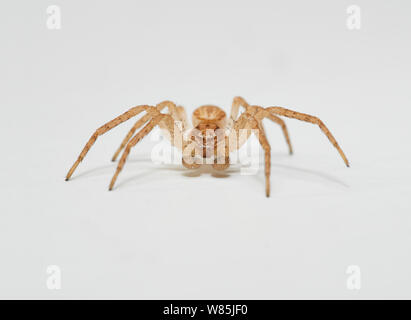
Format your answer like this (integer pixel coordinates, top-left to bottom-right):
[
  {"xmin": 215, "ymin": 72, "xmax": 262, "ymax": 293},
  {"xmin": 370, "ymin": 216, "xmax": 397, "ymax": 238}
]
[
  {"xmin": 68, "ymin": 154, "xmax": 240, "ymax": 188},
  {"xmin": 273, "ymin": 164, "xmax": 350, "ymax": 188},
  {"xmin": 115, "ymin": 162, "xmax": 241, "ymax": 190},
  {"xmin": 221, "ymin": 148, "xmax": 350, "ymax": 189},
  {"xmin": 181, "ymin": 165, "xmax": 241, "ymax": 178},
  {"xmin": 69, "ymin": 153, "xmax": 349, "ymax": 190},
  {"xmin": 68, "ymin": 157, "xmax": 150, "ymax": 180}
]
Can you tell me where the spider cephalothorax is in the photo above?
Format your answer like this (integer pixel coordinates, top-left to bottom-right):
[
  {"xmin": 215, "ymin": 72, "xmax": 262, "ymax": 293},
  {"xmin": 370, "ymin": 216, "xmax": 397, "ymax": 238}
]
[
  {"xmin": 182, "ymin": 105, "xmax": 230, "ymax": 170},
  {"xmin": 65, "ymin": 97, "xmax": 349, "ymax": 197}
]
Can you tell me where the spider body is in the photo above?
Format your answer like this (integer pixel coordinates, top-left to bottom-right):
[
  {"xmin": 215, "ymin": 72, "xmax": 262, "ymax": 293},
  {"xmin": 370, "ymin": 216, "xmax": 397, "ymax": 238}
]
[
  {"xmin": 184, "ymin": 105, "xmax": 229, "ymax": 169},
  {"xmin": 65, "ymin": 97, "xmax": 349, "ymax": 197}
]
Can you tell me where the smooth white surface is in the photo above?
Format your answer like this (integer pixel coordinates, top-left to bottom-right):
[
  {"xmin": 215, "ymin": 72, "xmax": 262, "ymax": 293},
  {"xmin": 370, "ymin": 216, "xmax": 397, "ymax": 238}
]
[{"xmin": 0, "ymin": 0, "xmax": 410, "ymax": 298}]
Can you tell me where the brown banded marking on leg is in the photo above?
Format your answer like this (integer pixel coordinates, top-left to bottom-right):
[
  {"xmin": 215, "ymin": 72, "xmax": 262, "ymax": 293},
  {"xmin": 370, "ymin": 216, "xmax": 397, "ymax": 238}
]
[
  {"xmin": 65, "ymin": 105, "xmax": 153, "ymax": 181},
  {"xmin": 254, "ymin": 108, "xmax": 293, "ymax": 155},
  {"xmin": 111, "ymin": 113, "xmax": 152, "ymax": 162},
  {"xmin": 108, "ymin": 114, "xmax": 166, "ymax": 190},
  {"xmin": 231, "ymin": 96, "xmax": 250, "ymax": 119},
  {"xmin": 228, "ymin": 112, "xmax": 255, "ymax": 151},
  {"xmin": 157, "ymin": 112, "xmax": 186, "ymax": 151},
  {"xmin": 265, "ymin": 112, "xmax": 293, "ymax": 154},
  {"xmin": 156, "ymin": 100, "xmax": 181, "ymax": 123},
  {"xmin": 267, "ymin": 106, "xmax": 349, "ymax": 167},
  {"xmin": 176, "ymin": 106, "xmax": 189, "ymax": 130},
  {"xmin": 254, "ymin": 121, "xmax": 271, "ymax": 197},
  {"xmin": 112, "ymin": 101, "xmax": 185, "ymax": 162},
  {"xmin": 228, "ymin": 112, "xmax": 272, "ymax": 197}
]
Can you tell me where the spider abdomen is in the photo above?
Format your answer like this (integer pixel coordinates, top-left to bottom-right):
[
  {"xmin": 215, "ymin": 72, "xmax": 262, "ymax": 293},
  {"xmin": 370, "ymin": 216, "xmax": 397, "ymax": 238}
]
[{"xmin": 192, "ymin": 105, "xmax": 227, "ymax": 129}]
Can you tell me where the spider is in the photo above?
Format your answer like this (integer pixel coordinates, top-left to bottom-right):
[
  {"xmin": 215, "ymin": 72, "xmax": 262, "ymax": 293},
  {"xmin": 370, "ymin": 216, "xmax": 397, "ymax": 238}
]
[{"xmin": 65, "ymin": 97, "xmax": 349, "ymax": 197}]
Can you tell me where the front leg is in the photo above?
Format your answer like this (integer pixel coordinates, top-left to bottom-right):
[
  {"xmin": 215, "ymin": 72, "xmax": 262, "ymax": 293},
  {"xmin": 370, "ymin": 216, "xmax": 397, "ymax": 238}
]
[
  {"xmin": 228, "ymin": 112, "xmax": 272, "ymax": 197},
  {"xmin": 112, "ymin": 101, "xmax": 186, "ymax": 162},
  {"xmin": 229, "ymin": 97, "xmax": 293, "ymax": 155},
  {"xmin": 267, "ymin": 106, "xmax": 349, "ymax": 167},
  {"xmin": 65, "ymin": 105, "xmax": 153, "ymax": 180},
  {"xmin": 109, "ymin": 114, "xmax": 165, "ymax": 190},
  {"xmin": 109, "ymin": 113, "xmax": 187, "ymax": 190},
  {"xmin": 227, "ymin": 96, "xmax": 251, "ymax": 129}
]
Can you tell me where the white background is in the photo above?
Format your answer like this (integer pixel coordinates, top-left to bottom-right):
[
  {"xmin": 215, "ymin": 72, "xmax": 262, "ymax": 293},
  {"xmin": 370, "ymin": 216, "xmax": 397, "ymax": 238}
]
[{"xmin": 0, "ymin": 0, "xmax": 410, "ymax": 299}]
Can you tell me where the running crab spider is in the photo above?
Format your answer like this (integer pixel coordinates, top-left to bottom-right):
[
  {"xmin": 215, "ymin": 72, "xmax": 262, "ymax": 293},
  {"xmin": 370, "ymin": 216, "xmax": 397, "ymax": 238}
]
[{"xmin": 65, "ymin": 97, "xmax": 349, "ymax": 197}]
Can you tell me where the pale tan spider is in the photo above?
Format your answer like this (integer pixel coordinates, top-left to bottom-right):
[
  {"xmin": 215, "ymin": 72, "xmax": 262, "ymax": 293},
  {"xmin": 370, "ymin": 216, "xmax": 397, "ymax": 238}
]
[{"xmin": 65, "ymin": 97, "xmax": 349, "ymax": 197}]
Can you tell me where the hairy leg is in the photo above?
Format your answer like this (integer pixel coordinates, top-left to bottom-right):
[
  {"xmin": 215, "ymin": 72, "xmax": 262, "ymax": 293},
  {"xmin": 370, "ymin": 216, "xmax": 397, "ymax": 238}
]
[
  {"xmin": 263, "ymin": 111, "xmax": 293, "ymax": 154},
  {"xmin": 157, "ymin": 112, "xmax": 186, "ymax": 150},
  {"xmin": 65, "ymin": 105, "xmax": 153, "ymax": 180},
  {"xmin": 255, "ymin": 121, "xmax": 271, "ymax": 197},
  {"xmin": 111, "ymin": 101, "xmax": 184, "ymax": 162},
  {"xmin": 228, "ymin": 112, "xmax": 272, "ymax": 197},
  {"xmin": 229, "ymin": 96, "xmax": 250, "ymax": 126},
  {"xmin": 111, "ymin": 113, "xmax": 152, "ymax": 161},
  {"xmin": 156, "ymin": 100, "xmax": 179, "ymax": 120},
  {"xmin": 109, "ymin": 114, "xmax": 166, "ymax": 190},
  {"xmin": 267, "ymin": 106, "xmax": 349, "ymax": 166},
  {"xmin": 229, "ymin": 98, "xmax": 292, "ymax": 154},
  {"xmin": 176, "ymin": 106, "xmax": 189, "ymax": 130}
]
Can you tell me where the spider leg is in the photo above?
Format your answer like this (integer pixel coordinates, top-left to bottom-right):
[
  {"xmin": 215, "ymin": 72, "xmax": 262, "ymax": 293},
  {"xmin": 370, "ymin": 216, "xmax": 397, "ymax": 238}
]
[
  {"xmin": 263, "ymin": 111, "xmax": 293, "ymax": 155},
  {"xmin": 228, "ymin": 96, "xmax": 251, "ymax": 128},
  {"xmin": 156, "ymin": 100, "xmax": 179, "ymax": 120},
  {"xmin": 176, "ymin": 106, "xmax": 189, "ymax": 130},
  {"xmin": 229, "ymin": 97, "xmax": 292, "ymax": 154},
  {"xmin": 109, "ymin": 114, "xmax": 185, "ymax": 190},
  {"xmin": 228, "ymin": 112, "xmax": 272, "ymax": 197},
  {"xmin": 156, "ymin": 102, "xmax": 189, "ymax": 149},
  {"xmin": 267, "ymin": 106, "xmax": 349, "ymax": 167},
  {"xmin": 111, "ymin": 101, "xmax": 190, "ymax": 162},
  {"xmin": 255, "ymin": 121, "xmax": 271, "ymax": 197},
  {"xmin": 231, "ymin": 96, "xmax": 250, "ymax": 120},
  {"xmin": 65, "ymin": 105, "xmax": 154, "ymax": 181},
  {"xmin": 111, "ymin": 113, "xmax": 152, "ymax": 162},
  {"xmin": 159, "ymin": 114, "xmax": 201, "ymax": 168},
  {"xmin": 157, "ymin": 112, "xmax": 187, "ymax": 150},
  {"xmin": 111, "ymin": 101, "xmax": 176, "ymax": 162},
  {"xmin": 109, "ymin": 114, "xmax": 165, "ymax": 190}
]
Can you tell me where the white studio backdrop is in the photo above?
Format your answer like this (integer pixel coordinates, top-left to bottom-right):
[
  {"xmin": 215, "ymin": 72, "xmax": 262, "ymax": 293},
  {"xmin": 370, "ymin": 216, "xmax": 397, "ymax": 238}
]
[{"xmin": 0, "ymin": 0, "xmax": 410, "ymax": 298}]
